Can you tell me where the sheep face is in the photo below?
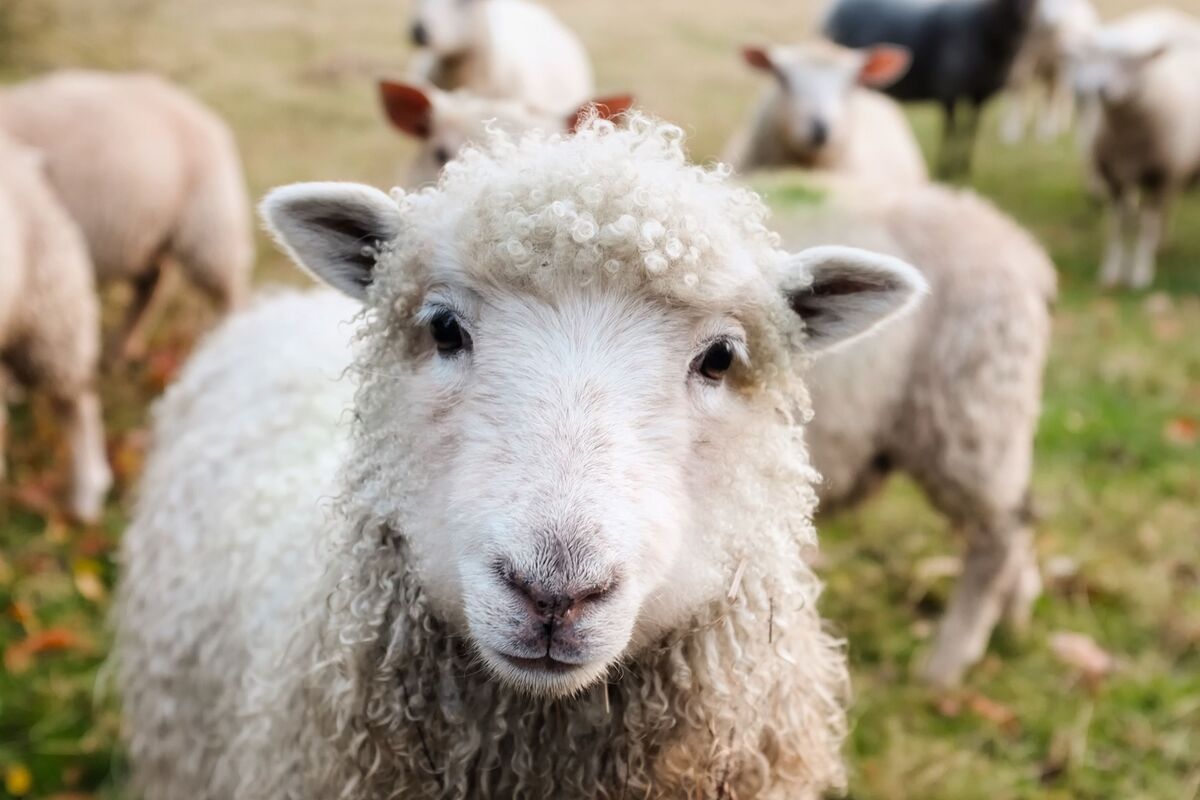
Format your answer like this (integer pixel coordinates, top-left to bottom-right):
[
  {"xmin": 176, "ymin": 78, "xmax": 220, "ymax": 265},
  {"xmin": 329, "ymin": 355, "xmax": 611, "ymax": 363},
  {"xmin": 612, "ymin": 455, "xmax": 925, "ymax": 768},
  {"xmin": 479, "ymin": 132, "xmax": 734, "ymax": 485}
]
[
  {"xmin": 262, "ymin": 120, "xmax": 925, "ymax": 697},
  {"xmin": 1072, "ymin": 36, "xmax": 1167, "ymax": 107},
  {"xmin": 743, "ymin": 43, "xmax": 910, "ymax": 160},
  {"xmin": 409, "ymin": 0, "xmax": 485, "ymax": 55}
]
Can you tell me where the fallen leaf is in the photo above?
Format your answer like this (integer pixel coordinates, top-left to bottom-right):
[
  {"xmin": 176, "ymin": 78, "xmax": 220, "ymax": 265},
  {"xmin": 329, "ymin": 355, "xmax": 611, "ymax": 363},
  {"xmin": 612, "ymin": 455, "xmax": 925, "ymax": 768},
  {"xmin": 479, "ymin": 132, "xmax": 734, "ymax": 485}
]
[
  {"xmin": 73, "ymin": 559, "xmax": 107, "ymax": 603},
  {"xmin": 933, "ymin": 693, "xmax": 962, "ymax": 718},
  {"xmin": 1163, "ymin": 417, "xmax": 1198, "ymax": 447},
  {"xmin": 1049, "ymin": 631, "xmax": 1114, "ymax": 684},
  {"xmin": 109, "ymin": 428, "xmax": 149, "ymax": 487},
  {"xmin": 965, "ymin": 691, "xmax": 1020, "ymax": 734},
  {"xmin": 6, "ymin": 476, "xmax": 60, "ymax": 517},
  {"xmin": 5, "ymin": 763, "xmax": 32, "ymax": 796},
  {"xmin": 914, "ymin": 555, "xmax": 961, "ymax": 582},
  {"xmin": 9, "ymin": 600, "xmax": 35, "ymax": 630},
  {"xmin": 4, "ymin": 628, "xmax": 83, "ymax": 674}
]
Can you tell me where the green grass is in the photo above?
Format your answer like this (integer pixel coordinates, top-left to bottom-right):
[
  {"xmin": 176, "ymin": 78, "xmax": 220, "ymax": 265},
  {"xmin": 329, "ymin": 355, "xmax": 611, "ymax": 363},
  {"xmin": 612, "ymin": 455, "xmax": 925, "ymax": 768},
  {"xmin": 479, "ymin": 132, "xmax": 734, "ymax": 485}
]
[{"xmin": 1, "ymin": 0, "xmax": 1198, "ymax": 797}]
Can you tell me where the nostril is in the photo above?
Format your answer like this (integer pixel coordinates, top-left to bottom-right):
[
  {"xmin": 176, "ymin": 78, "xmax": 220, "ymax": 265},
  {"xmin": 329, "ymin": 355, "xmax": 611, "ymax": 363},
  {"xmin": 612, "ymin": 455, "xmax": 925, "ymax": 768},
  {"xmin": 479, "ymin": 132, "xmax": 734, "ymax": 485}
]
[
  {"xmin": 498, "ymin": 562, "xmax": 620, "ymax": 622},
  {"xmin": 810, "ymin": 119, "xmax": 829, "ymax": 147},
  {"xmin": 410, "ymin": 22, "xmax": 428, "ymax": 47}
]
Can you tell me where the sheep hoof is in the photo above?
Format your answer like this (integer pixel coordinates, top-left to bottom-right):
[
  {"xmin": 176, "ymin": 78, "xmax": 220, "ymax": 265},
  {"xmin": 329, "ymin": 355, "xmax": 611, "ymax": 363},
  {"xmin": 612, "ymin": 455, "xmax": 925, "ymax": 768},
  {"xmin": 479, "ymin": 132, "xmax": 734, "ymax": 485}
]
[
  {"xmin": 917, "ymin": 649, "xmax": 968, "ymax": 689},
  {"xmin": 69, "ymin": 468, "xmax": 113, "ymax": 525},
  {"xmin": 1002, "ymin": 562, "xmax": 1042, "ymax": 638}
]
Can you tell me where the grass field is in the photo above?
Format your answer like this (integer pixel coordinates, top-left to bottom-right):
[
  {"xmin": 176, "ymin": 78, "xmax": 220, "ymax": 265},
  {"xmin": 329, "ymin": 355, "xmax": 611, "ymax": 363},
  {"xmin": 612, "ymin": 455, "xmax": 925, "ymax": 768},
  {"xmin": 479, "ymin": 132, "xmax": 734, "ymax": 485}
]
[{"xmin": 1, "ymin": 0, "xmax": 1198, "ymax": 797}]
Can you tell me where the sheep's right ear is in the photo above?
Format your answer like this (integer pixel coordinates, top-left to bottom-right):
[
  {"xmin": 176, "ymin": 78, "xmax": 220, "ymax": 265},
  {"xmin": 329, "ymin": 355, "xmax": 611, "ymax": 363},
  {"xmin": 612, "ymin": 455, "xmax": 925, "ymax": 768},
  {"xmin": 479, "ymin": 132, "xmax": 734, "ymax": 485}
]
[
  {"xmin": 781, "ymin": 245, "xmax": 928, "ymax": 353},
  {"xmin": 379, "ymin": 80, "xmax": 436, "ymax": 139},
  {"xmin": 260, "ymin": 182, "xmax": 403, "ymax": 301},
  {"xmin": 857, "ymin": 46, "xmax": 912, "ymax": 88}
]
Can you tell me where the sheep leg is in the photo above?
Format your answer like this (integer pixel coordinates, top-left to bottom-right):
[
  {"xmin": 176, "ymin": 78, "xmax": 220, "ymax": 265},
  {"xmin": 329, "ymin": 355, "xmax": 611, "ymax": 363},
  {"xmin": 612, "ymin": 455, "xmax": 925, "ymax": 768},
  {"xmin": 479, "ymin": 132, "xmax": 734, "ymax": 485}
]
[
  {"xmin": 1128, "ymin": 190, "xmax": 1168, "ymax": 290},
  {"xmin": 1000, "ymin": 68, "xmax": 1035, "ymax": 144},
  {"xmin": 957, "ymin": 103, "xmax": 981, "ymax": 176},
  {"xmin": 937, "ymin": 101, "xmax": 960, "ymax": 179},
  {"xmin": 921, "ymin": 520, "xmax": 1028, "ymax": 688},
  {"xmin": 56, "ymin": 389, "xmax": 112, "ymax": 524},
  {"xmin": 1039, "ymin": 74, "xmax": 1073, "ymax": 141},
  {"xmin": 115, "ymin": 264, "xmax": 167, "ymax": 362},
  {"xmin": 1099, "ymin": 189, "xmax": 1135, "ymax": 288}
]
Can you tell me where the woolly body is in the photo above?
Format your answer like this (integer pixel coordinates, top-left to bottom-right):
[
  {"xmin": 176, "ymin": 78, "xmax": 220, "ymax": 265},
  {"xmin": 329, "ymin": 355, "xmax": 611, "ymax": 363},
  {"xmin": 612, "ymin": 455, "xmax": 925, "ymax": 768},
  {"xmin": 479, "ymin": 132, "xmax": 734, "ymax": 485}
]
[
  {"xmin": 763, "ymin": 172, "xmax": 1056, "ymax": 685},
  {"xmin": 0, "ymin": 70, "xmax": 253, "ymax": 316}
]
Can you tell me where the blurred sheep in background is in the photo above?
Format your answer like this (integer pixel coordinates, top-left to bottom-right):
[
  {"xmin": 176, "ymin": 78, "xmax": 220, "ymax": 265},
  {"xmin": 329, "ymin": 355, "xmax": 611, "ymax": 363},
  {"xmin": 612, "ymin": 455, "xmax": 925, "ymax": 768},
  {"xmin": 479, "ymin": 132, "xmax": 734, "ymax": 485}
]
[
  {"xmin": 1074, "ymin": 7, "xmax": 1200, "ymax": 288},
  {"xmin": 1001, "ymin": 0, "xmax": 1099, "ymax": 143},
  {"xmin": 377, "ymin": 80, "xmax": 632, "ymax": 186},
  {"xmin": 725, "ymin": 41, "xmax": 927, "ymax": 183},
  {"xmin": 406, "ymin": 0, "xmax": 594, "ymax": 115},
  {"xmin": 0, "ymin": 71, "xmax": 254, "ymax": 360},
  {"xmin": 769, "ymin": 174, "xmax": 1056, "ymax": 686},
  {"xmin": 0, "ymin": 134, "xmax": 111, "ymax": 522},
  {"xmin": 824, "ymin": 0, "xmax": 1036, "ymax": 177}
]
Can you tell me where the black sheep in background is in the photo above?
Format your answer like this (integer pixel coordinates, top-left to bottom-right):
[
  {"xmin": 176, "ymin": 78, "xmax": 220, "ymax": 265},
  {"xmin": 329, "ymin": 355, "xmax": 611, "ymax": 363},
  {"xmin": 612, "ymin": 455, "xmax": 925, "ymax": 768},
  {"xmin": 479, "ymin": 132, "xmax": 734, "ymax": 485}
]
[{"xmin": 824, "ymin": 0, "xmax": 1037, "ymax": 177}]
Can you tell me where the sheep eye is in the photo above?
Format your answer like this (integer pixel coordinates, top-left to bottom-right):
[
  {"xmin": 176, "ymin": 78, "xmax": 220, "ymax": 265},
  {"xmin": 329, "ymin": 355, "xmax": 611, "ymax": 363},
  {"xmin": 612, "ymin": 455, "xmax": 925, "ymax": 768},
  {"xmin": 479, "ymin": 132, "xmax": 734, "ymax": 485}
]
[
  {"xmin": 695, "ymin": 340, "xmax": 735, "ymax": 382},
  {"xmin": 430, "ymin": 309, "xmax": 469, "ymax": 355},
  {"xmin": 433, "ymin": 146, "xmax": 451, "ymax": 166}
]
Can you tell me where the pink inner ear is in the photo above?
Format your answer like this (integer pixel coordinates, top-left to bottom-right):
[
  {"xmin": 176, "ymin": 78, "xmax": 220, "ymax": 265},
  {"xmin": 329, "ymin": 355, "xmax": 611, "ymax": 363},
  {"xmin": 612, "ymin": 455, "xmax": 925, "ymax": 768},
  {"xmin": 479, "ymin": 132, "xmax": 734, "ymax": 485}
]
[
  {"xmin": 859, "ymin": 46, "xmax": 911, "ymax": 88},
  {"xmin": 567, "ymin": 94, "xmax": 635, "ymax": 133},
  {"xmin": 742, "ymin": 47, "xmax": 774, "ymax": 73},
  {"xmin": 378, "ymin": 81, "xmax": 434, "ymax": 139}
]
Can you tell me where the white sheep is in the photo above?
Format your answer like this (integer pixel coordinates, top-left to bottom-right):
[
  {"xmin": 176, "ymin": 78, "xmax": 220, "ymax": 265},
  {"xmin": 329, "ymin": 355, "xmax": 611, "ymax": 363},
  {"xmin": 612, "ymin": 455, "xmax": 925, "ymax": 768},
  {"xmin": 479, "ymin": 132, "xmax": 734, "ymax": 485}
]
[
  {"xmin": 0, "ymin": 70, "xmax": 254, "ymax": 358},
  {"xmin": 407, "ymin": 0, "xmax": 594, "ymax": 115},
  {"xmin": 377, "ymin": 79, "xmax": 632, "ymax": 186},
  {"xmin": 757, "ymin": 171, "xmax": 1056, "ymax": 687},
  {"xmin": 1073, "ymin": 8, "xmax": 1200, "ymax": 288},
  {"xmin": 0, "ymin": 134, "xmax": 111, "ymax": 522},
  {"xmin": 116, "ymin": 116, "xmax": 929, "ymax": 799},
  {"xmin": 1000, "ymin": 0, "xmax": 1099, "ymax": 143},
  {"xmin": 725, "ymin": 42, "xmax": 928, "ymax": 183}
]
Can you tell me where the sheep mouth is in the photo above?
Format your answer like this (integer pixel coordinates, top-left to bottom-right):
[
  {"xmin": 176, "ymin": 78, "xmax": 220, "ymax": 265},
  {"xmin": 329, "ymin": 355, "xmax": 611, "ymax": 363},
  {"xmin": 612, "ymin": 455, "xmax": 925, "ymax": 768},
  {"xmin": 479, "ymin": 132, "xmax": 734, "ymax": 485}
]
[{"xmin": 493, "ymin": 651, "xmax": 586, "ymax": 675}]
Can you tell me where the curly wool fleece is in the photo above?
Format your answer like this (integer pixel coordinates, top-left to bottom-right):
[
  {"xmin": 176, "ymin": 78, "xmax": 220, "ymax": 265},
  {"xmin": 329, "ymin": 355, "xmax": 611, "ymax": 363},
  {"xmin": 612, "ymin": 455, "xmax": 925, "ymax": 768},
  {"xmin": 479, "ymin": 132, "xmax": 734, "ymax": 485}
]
[{"xmin": 122, "ymin": 117, "xmax": 850, "ymax": 800}]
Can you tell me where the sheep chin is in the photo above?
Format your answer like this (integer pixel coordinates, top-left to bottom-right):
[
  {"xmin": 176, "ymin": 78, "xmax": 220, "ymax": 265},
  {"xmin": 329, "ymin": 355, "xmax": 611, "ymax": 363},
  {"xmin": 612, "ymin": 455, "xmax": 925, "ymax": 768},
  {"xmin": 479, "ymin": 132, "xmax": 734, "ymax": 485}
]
[{"xmin": 475, "ymin": 645, "xmax": 614, "ymax": 698}]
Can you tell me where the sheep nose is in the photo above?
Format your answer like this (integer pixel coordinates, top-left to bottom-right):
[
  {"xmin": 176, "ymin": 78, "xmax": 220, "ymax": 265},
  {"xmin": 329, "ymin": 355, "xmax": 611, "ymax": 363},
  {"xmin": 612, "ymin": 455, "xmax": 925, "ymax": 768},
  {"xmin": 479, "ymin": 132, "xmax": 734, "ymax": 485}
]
[
  {"xmin": 505, "ymin": 571, "xmax": 617, "ymax": 624},
  {"xmin": 810, "ymin": 119, "xmax": 829, "ymax": 147},
  {"xmin": 410, "ymin": 22, "xmax": 429, "ymax": 47}
]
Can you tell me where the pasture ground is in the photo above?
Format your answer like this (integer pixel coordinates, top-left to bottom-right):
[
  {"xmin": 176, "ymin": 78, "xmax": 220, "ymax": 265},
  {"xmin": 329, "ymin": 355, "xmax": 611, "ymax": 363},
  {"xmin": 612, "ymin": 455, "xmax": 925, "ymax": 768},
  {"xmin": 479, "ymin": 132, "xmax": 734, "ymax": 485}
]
[{"xmin": 0, "ymin": 0, "xmax": 1197, "ymax": 797}]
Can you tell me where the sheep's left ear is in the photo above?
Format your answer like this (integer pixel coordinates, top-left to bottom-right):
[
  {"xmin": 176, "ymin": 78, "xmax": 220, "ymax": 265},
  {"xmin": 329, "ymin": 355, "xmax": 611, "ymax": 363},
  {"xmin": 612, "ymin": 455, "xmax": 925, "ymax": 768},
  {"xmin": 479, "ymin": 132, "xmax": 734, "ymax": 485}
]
[
  {"xmin": 379, "ymin": 80, "xmax": 436, "ymax": 139},
  {"xmin": 781, "ymin": 245, "xmax": 927, "ymax": 353},
  {"xmin": 566, "ymin": 94, "xmax": 635, "ymax": 132},
  {"xmin": 857, "ymin": 46, "xmax": 912, "ymax": 88},
  {"xmin": 260, "ymin": 182, "xmax": 403, "ymax": 301}
]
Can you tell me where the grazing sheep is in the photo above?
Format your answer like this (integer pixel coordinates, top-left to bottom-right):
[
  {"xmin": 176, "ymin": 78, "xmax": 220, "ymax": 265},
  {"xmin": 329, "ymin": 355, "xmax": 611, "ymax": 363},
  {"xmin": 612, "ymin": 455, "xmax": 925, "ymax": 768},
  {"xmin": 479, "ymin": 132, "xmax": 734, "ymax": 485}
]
[
  {"xmin": 824, "ymin": 0, "xmax": 1036, "ymax": 177},
  {"xmin": 725, "ymin": 42, "xmax": 927, "ymax": 183},
  {"xmin": 116, "ymin": 117, "xmax": 929, "ymax": 799},
  {"xmin": 378, "ymin": 79, "xmax": 632, "ymax": 186},
  {"xmin": 1073, "ymin": 8, "xmax": 1200, "ymax": 289},
  {"xmin": 407, "ymin": 0, "xmax": 594, "ymax": 115},
  {"xmin": 1001, "ymin": 0, "xmax": 1099, "ymax": 143},
  {"xmin": 0, "ymin": 70, "xmax": 254, "ymax": 359},
  {"xmin": 0, "ymin": 134, "xmax": 111, "ymax": 522},
  {"xmin": 756, "ymin": 171, "xmax": 1056, "ymax": 687}
]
